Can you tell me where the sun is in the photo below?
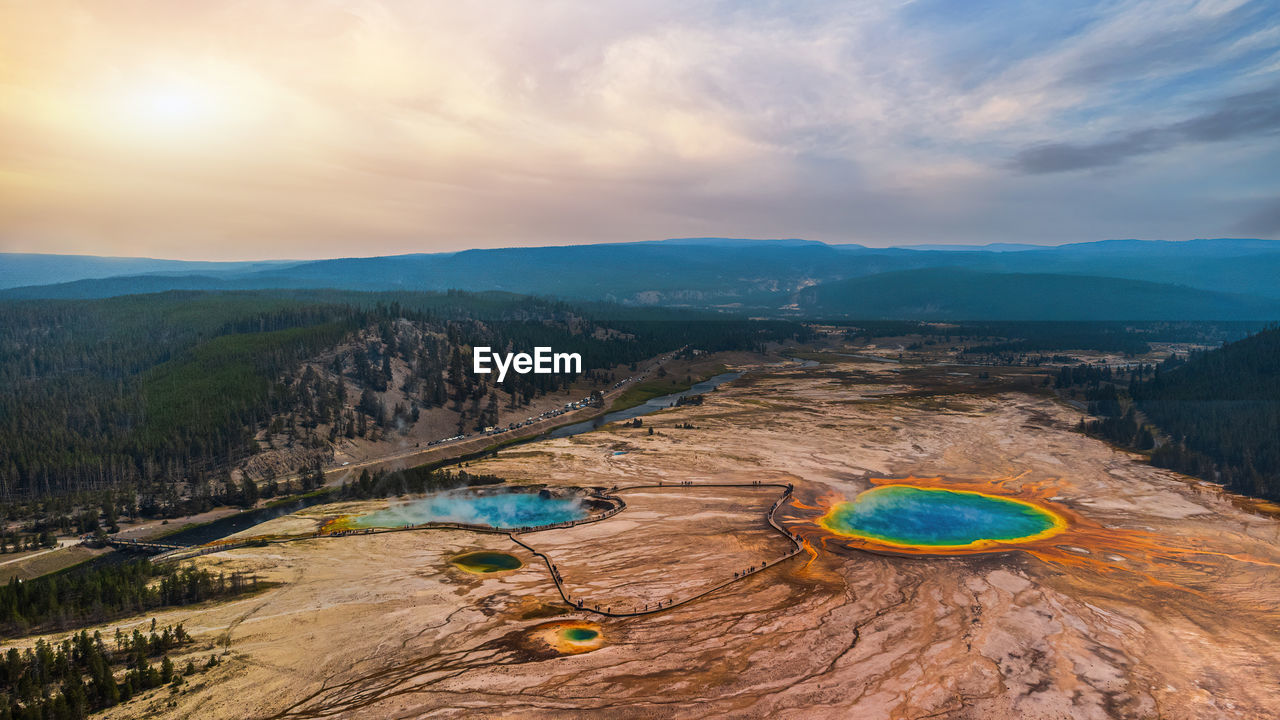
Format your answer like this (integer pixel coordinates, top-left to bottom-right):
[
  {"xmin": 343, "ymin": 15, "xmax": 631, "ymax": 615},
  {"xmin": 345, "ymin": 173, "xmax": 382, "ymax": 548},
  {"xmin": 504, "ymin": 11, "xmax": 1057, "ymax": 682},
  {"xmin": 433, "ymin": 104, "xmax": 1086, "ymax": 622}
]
[
  {"xmin": 100, "ymin": 70, "xmax": 245, "ymax": 146},
  {"xmin": 122, "ymin": 79, "xmax": 220, "ymax": 132},
  {"xmin": 135, "ymin": 85, "xmax": 207, "ymax": 124}
]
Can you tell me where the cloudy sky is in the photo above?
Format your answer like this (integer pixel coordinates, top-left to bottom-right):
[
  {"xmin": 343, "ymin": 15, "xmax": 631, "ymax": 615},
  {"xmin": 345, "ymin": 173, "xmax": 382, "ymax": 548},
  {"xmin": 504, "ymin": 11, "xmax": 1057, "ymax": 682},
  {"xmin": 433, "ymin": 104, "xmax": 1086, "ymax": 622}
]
[{"xmin": 1, "ymin": 0, "xmax": 1278, "ymax": 260}]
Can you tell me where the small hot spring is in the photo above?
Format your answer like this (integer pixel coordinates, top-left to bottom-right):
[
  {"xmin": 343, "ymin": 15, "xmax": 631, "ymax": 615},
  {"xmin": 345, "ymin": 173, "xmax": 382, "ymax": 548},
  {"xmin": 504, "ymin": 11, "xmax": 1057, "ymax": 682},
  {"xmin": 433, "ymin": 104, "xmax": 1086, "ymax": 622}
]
[
  {"xmin": 526, "ymin": 620, "xmax": 605, "ymax": 655},
  {"xmin": 562, "ymin": 627, "xmax": 599, "ymax": 642},
  {"xmin": 450, "ymin": 551, "xmax": 523, "ymax": 574},
  {"xmin": 348, "ymin": 488, "xmax": 591, "ymax": 530},
  {"xmin": 820, "ymin": 485, "xmax": 1066, "ymax": 550}
]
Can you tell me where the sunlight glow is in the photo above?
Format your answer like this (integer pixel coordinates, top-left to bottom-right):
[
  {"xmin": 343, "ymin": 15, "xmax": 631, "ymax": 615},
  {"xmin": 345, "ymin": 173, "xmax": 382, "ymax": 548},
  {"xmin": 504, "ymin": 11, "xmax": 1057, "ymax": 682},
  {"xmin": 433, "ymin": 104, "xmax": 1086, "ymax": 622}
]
[{"xmin": 114, "ymin": 77, "xmax": 226, "ymax": 138}]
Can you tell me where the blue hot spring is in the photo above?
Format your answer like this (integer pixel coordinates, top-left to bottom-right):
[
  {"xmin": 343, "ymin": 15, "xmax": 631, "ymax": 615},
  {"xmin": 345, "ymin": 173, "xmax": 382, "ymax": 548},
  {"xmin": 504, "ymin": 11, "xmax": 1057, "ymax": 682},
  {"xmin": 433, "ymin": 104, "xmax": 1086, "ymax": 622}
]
[{"xmin": 348, "ymin": 490, "xmax": 589, "ymax": 530}]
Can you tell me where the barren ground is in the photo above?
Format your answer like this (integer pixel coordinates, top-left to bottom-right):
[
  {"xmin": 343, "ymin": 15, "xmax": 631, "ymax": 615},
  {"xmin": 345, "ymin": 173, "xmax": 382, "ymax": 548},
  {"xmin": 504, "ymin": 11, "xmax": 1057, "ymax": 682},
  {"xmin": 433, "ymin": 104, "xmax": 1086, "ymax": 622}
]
[{"xmin": 41, "ymin": 358, "xmax": 1280, "ymax": 719}]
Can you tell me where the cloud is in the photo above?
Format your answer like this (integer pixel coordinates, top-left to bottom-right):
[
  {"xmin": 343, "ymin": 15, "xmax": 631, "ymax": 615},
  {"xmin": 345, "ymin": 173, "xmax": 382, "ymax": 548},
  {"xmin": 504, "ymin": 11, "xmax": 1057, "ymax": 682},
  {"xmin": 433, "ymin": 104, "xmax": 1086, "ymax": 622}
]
[
  {"xmin": 1174, "ymin": 84, "xmax": 1280, "ymax": 142},
  {"xmin": 1011, "ymin": 83, "xmax": 1280, "ymax": 173},
  {"xmin": 0, "ymin": 0, "xmax": 1277, "ymax": 258},
  {"xmin": 1234, "ymin": 196, "xmax": 1280, "ymax": 235},
  {"xmin": 1011, "ymin": 131, "xmax": 1168, "ymax": 174}
]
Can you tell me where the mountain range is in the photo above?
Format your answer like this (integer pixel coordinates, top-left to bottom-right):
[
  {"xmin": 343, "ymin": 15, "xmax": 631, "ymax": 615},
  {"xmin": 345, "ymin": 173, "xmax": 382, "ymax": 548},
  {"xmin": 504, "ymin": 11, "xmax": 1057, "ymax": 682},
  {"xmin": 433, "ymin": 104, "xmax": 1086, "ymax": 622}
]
[{"xmin": 3, "ymin": 238, "xmax": 1279, "ymax": 320}]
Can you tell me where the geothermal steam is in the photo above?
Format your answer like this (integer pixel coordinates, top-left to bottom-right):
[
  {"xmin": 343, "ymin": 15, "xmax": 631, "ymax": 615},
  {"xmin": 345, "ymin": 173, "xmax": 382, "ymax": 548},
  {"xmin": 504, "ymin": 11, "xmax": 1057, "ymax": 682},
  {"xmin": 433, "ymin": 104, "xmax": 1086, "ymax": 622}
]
[{"xmin": 351, "ymin": 489, "xmax": 588, "ymax": 529}]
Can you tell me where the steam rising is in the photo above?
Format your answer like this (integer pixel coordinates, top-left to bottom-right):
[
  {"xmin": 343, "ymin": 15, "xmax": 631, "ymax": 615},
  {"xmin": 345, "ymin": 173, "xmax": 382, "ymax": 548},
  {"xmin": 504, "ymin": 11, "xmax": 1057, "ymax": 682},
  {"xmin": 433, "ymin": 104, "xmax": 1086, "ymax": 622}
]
[{"xmin": 351, "ymin": 489, "xmax": 588, "ymax": 529}]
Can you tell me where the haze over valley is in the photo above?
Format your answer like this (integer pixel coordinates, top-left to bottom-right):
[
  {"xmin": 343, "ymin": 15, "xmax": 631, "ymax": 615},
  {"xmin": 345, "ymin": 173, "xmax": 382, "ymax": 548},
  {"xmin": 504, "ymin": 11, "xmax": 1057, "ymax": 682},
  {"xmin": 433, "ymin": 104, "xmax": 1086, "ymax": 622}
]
[{"xmin": 6, "ymin": 237, "xmax": 1280, "ymax": 321}]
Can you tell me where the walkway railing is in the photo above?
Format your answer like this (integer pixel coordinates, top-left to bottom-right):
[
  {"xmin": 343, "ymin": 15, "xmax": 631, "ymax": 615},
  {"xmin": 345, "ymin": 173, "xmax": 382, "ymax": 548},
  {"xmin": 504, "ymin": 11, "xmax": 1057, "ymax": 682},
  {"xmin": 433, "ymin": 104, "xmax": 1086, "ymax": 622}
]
[
  {"xmin": 105, "ymin": 538, "xmax": 189, "ymax": 553},
  {"xmin": 514, "ymin": 482, "xmax": 803, "ymax": 618}
]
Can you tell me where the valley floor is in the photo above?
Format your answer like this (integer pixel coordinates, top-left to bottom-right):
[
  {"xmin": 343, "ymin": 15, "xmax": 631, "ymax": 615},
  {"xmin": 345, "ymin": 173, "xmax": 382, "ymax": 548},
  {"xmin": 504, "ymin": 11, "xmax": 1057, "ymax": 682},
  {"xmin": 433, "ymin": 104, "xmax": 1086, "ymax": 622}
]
[{"xmin": 32, "ymin": 357, "xmax": 1280, "ymax": 719}]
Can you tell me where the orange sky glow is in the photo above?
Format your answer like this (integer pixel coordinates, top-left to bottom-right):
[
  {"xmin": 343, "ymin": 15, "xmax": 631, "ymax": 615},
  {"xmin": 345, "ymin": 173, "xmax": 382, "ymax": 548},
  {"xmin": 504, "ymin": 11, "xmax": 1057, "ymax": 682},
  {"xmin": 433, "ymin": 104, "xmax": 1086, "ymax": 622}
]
[{"xmin": 2, "ymin": 1, "xmax": 1277, "ymax": 260}]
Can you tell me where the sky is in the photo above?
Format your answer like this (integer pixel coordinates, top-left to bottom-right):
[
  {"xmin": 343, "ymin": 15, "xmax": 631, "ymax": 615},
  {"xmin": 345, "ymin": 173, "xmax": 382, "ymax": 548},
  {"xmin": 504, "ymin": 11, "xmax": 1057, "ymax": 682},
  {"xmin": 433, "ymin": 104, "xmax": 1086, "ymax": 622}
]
[{"xmin": 0, "ymin": 0, "xmax": 1278, "ymax": 261}]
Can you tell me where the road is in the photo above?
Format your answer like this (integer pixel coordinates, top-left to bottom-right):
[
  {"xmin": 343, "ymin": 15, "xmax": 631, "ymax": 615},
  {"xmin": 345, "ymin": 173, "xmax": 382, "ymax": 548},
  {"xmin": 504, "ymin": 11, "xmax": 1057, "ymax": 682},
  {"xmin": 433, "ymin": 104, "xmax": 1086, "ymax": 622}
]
[
  {"xmin": 276, "ymin": 352, "xmax": 676, "ymax": 489},
  {"xmin": 0, "ymin": 537, "xmax": 77, "ymax": 567}
]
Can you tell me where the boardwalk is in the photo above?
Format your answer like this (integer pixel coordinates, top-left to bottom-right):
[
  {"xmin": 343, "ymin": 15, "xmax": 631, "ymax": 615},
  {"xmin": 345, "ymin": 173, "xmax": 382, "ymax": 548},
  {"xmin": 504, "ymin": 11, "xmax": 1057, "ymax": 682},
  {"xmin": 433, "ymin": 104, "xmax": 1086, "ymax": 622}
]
[
  {"xmin": 510, "ymin": 483, "xmax": 803, "ymax": 618},
  {"xmin": 104, "ymin": 538, "xmax": 188, "ymax": 553}
]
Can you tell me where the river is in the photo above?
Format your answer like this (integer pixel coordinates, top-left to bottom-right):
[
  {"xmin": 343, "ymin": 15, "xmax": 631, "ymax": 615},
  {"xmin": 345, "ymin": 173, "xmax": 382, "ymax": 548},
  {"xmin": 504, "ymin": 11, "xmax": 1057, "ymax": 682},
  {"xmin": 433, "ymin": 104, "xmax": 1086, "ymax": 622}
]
[
  {"xmin": 124, "ymin": 370, "xmax": 749, "ymax": 550},
  {"xmin": 547, "ymin": 371, "xmax": 743, "ymax": 439}
]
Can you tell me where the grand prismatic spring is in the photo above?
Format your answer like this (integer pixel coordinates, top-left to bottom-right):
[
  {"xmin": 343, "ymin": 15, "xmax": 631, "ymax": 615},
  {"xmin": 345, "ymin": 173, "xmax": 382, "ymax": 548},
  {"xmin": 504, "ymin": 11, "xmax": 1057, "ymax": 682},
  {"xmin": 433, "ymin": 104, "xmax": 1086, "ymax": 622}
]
[
  {"xmin": 792, "ymin": 474, "xmax": 1280, "ymax": 585},
  {"xmin": 818, "ymin": 484, "xmax": 1067, "ymax": 551}
]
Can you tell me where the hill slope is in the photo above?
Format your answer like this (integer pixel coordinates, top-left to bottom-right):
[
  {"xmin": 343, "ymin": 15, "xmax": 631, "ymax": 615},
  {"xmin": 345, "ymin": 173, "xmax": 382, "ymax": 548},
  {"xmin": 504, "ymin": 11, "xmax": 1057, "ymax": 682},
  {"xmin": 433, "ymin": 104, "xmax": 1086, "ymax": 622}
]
[
  {"xmin": 0, "ymin": 290, "xmax": 800, "ymax": 501},
  {"xmin": 1135, "ymin": 326, "xmax": 1280, "ymax": 499}
]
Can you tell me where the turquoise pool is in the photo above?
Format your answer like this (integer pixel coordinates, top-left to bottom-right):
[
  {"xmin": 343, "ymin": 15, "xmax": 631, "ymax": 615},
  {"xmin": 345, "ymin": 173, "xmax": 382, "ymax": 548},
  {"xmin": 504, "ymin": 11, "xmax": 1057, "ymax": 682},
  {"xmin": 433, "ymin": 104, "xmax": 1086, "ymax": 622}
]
[
  {"xmin": 819, "ymin": 485, "xmax": 1065, "ymax": 548},
  {"xmin": 349, "ymin": 490, "xmax": 589, "ymax": 529}
]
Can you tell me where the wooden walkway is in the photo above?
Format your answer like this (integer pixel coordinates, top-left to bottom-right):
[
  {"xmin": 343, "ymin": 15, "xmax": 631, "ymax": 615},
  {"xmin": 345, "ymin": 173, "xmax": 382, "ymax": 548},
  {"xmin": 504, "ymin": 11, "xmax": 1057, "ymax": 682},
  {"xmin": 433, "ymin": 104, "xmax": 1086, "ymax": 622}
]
[
  {"xmin": 509, "ymin": 482, "xmax": 803, "ymax": 618},
  {"xmin": 105, "ymin": 538, "xmax": 188, "ymax": 553}
]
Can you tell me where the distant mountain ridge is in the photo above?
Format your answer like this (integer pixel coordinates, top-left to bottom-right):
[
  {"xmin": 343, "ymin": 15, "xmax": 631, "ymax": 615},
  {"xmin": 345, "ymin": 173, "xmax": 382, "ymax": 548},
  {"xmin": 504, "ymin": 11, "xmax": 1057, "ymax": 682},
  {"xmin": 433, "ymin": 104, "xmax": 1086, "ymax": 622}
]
[
  {"xmin": 0, "ymin": 253, "xmax": 301, "ymax": 290},
  {"xmin": 795, "ymin": 268, "xmax": 1280, "ymax": 321},
  {"xmin": 895, "ymin": 243, "xmax": 1045, "ymax": 252},
  {"xmin": 3, "ymin": 238, "xmax": 1279, "ymax": 321}
]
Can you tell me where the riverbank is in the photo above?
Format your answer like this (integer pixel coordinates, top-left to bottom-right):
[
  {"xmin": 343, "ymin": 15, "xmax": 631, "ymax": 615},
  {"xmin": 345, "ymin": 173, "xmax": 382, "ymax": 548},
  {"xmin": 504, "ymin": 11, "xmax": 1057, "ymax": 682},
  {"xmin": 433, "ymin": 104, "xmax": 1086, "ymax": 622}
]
[
  {"xmin": 606, "ymin": 358, "xmax": 731, "ymax": 413},
  {"xmin": 88, "ymin": 352, "xmax": 786, "ymax": 559}
]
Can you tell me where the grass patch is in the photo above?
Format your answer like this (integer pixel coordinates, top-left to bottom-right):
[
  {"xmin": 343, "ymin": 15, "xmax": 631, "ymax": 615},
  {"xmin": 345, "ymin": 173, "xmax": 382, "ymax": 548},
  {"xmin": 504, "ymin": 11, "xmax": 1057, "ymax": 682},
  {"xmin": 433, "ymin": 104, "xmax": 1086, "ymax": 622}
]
[
  {"xmin": 609, "ymin": 380, "xmax": 693, "ymax": 412},
  {"xmin": 783, "ymin": 350, "xmax": 844, "ymax": 363},
  {"xmin": 265, "ymin": 487, "xmax": 333, "ymax": 508},
  {"xmin": 150, "ymin": 521, "xmax": 205, "ymax": 540},
  {"xmin": 608, "ymin": 364, "xmax": 730, "ymax": 413},
  {"xmin": 0, "ymin": 546, "xmax": 105, "ymax": 583}
]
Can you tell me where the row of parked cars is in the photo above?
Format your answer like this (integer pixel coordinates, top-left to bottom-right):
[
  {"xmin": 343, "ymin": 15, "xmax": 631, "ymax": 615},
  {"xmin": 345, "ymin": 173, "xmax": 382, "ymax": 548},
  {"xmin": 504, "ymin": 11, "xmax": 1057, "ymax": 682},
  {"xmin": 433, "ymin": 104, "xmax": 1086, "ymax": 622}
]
[{"xmin": 481, "ymin": 389, "xmax": 614, "ymax": 436}]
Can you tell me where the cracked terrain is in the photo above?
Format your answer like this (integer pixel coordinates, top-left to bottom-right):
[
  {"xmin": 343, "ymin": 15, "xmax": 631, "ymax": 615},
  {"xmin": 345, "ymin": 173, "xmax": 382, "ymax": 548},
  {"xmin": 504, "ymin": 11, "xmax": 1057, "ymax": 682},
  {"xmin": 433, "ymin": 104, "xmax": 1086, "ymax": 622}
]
[{"xmin": 70, "ymin": 359, "xmax": 1280, "ymax": 719}]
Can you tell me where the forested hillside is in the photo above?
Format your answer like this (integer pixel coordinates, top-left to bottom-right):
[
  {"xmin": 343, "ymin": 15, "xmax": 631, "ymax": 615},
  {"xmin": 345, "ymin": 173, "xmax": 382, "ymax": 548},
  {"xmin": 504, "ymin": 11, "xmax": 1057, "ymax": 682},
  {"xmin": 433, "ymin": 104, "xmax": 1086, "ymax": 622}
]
[
  {"xmin": 0, "ymin": 292, "xmax": 352, "ymax": 502},
  {"xmin": 1133, "ymin": 326, "xmax": 1280, "ymax": 499},
  {"xmin": 796, "ymin": 268, "xmax": 1280, "ymax": 321},
  {"xmin": 0, "ymin": 291, "xmax": 801, "ymax": 506},
  {"xmin": 1055, "ymin": 326, "xmax": 1280, "ymax": 500}
]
